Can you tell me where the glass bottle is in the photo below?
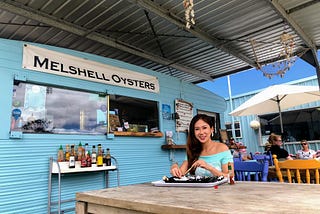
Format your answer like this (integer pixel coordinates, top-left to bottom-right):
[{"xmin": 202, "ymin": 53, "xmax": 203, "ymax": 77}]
[
  {"xmin": 105, "ymin": 148, "xmax": 111, "ymax": 166},
  {"xmin": 77, "ymin": 142, "xmax": 83, "ymax": 161},
  {"xmin": 86, "ymin": 151, "xmax": 92, "ymax": 167},
  {"xmin": 57, "ymin": 145, "xmax": 64, "ymax": 162},
  {"xmin": 97, "ymin": 144, "xmax": 103, "ymax": 167},
  {"xmin": 65, "ymin": 144, "xmax": 70, "ymax": 162},
  {"xmin": 81, "ymin": 147, "xmax": 87, "ymax": 168},
  {"xmin": 228, "ymin": 162, "xmax": 235, "ymax": 185},
  {"xmin": 91, "ymin": 145, "xmax": 97, "ymax": 164},
  {"xmin": 73, "ymin": 144, "xmax": 77, "ymax": 161},
  {"xmin": 69, "ymin": 145, "xmax": 75, "ymax": 168},
  {"xmin": 84, "ymin": 143, "xmax": 89, "ymax": 155}
]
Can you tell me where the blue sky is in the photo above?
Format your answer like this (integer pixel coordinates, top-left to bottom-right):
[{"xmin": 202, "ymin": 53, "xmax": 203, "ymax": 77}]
[{"xmin": 198, "ymin": 56, "xmax": 318, "ymax": 98}]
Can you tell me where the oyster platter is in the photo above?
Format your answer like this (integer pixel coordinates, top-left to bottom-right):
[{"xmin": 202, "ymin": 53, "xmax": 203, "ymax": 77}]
[{"xmin": 152, "ymin": 175, "xmax": 227, "ymax": 187}]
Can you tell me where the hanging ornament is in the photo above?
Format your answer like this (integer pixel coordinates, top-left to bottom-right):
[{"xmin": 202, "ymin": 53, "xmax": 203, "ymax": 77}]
[{"xmin": 183, "ymin": 0, "xmax": 195, "ymax": 29}]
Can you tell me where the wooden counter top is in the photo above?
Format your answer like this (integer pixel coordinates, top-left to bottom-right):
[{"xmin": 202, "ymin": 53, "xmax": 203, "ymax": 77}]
[
  {"xmin": 76, "ymin": 182, "xmax": 320, "ymax": 214},
  {"xmin": 114, "ymin": 131, "xmax": 163, "ymax": 137}
]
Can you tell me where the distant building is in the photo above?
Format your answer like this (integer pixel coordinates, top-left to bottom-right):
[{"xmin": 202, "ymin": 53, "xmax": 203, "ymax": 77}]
[{"xmin": 224, "ymin": 76, "xmax": 320, "ymax": 154}]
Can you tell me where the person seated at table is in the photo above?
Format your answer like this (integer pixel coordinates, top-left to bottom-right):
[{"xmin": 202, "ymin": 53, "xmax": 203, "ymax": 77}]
[
  {"xmin": 170, "ymin": 114, "xmax": 233, "ymax": 178},
  {"xmin": 296, "ymin": 140, "xmax": 316, "ymax": 159},
  {"xmin": 268, "ymin": 133, "xmax": 293, "ymax": 160}
]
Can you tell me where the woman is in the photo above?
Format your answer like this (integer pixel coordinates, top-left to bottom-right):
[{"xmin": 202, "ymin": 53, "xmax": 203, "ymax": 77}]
[
  {"xmin": 268, "ymin": 133, "xmax": 292, "ymax": 160},
  {"xmin": 170, "ymin": 114, "xmax": 233, "ymax": 178},
  {"xmin": 296, "ymin": 140, "xmax": 316, "ymax": 159}
]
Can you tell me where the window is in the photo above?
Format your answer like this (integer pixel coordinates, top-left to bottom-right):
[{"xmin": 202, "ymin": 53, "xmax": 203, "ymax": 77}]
[
  {"xmin": 11, "ymin": 82, "xmax": 160, "ymax": 135},
  {"xmin": 259, "ymin": 107, "xmax": 320, "ymax": 141},
  {"xmin": 109, "ymin": 94, "xmax": 159, "ymax": 133},
  {"xmin": 11, "ymin": 82, "xmax": 108, "ymax": 134},
  {"xmin": 225, "ymin": 121, "xmax": 242, "ymax": 138}
]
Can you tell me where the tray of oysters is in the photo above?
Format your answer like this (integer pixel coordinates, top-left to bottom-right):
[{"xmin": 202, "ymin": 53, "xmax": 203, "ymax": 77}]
[{"xmin": 152, "ymin": 175, "xmax": 227, "ymax": 187}]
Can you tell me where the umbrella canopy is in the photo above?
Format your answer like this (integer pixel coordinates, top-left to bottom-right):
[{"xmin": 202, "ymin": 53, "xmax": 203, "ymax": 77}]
[{"xmin": 229, "ymin": 85, "xmax": 320, "ymax": 133}]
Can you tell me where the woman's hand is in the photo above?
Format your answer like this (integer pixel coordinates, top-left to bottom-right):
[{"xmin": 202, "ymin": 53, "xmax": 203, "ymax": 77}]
[
  {"xmin": 192, "ymin": 159, "xmax": 209, "ymax": 170},
  {"xmin": 192, "ymin": 160, "xmax": 225, "ymax": 177},
  {"xmin": 170, "ymin": 164, "xmax": 183, "ymax": 178}
]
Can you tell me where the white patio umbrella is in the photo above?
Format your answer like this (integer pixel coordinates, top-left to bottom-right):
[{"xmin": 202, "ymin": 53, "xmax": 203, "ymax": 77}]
[{"xmin": 229, "ymin": 84, "xmax": 320, "ymax": 133}]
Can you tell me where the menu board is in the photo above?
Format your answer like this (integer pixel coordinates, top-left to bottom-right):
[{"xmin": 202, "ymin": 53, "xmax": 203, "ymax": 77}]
[{"xmin": 175, "ymin": 99, "xmax": 193, "ymax": 132}]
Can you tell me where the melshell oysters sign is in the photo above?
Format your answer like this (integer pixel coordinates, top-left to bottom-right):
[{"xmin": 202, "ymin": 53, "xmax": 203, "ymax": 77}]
[{"xmin": 22, "ymin": 44, "xmax": 159, "ymax": 93}]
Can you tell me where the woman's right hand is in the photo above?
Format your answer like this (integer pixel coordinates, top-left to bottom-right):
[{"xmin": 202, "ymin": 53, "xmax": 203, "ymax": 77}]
[{"xmin": 170, "ymin": 164, "xmax": 183, "ymax": 178}]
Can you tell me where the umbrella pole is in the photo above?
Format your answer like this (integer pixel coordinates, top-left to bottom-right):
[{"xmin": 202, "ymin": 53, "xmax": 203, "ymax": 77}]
[
  {"xmin": 277, "ymin": 97, "xmax": 287, "ymax": 150},
  {"xmin": 279, "ymin": 110, "xmax": 284, "ymax": 134},
  {"xmin": 276, "ymin": 96, "xmax": 284, "ymax": 134}
]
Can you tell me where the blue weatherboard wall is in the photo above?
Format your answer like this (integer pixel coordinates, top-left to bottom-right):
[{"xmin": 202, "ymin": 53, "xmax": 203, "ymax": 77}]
[{"xmin": 0, "ymin": 38, "xmax": 226, "ymax": 213}]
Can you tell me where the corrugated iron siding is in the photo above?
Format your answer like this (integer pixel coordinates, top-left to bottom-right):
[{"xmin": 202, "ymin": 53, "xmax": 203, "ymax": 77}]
[{"xmin": 0, "ymin": 38, "xmax": 226, "ymax": 213}]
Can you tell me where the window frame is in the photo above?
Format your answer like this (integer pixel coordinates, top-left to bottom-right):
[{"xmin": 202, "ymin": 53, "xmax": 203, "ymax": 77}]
[
  {"xmin": 225, "ymin": 121, "xmax": 242, "ymax": 139},
  {"xmin": 10, "ymin": 81, "xmax": 162, "ymax": 137}
]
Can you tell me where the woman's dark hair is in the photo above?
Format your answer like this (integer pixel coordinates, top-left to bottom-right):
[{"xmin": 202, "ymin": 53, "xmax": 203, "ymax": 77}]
[{"xmin": 186, "ymin": 114, "xmax": 215, "ymax": 173}]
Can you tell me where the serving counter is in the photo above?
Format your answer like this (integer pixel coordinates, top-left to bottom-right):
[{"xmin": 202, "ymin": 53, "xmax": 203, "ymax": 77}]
[{"xmin": 76, "ymin": 181, "xmax": 320, "ymax": 213}]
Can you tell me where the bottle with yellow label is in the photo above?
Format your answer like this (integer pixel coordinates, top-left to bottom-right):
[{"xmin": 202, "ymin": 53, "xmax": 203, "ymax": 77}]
[
  {"xmin": 65, "ymin": 144, "xmax": 70, "ymax": 162},
  {"xmin": 97, "ymin": 144, "xmax": 103, "ymax": 167}
]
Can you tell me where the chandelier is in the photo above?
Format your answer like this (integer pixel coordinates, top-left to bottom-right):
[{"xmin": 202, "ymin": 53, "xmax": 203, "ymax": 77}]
[{"xmin": 251, "ymin": 32, "xmax": 299, "ymax": 79}]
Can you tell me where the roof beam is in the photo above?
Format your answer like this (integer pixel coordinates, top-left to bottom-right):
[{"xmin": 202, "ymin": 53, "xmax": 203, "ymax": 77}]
[
  {"xmin": 128, "ymin": 0, "xmax": 257, "ymax": 68},
  {"xmin": 0, "ymin": 0, "xmax": 213, "ymax": 81}
]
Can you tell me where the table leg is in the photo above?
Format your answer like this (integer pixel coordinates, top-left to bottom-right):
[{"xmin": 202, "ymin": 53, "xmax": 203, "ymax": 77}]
[{"xmin": 76, "ymin": 201, "xmax": 87, "ymax": 214}]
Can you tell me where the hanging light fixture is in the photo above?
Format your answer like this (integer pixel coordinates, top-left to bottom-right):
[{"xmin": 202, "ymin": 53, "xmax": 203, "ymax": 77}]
[
  {"xmin": 250, "ymin": 120, "xmax": 261, "ymax": 130},
  {"xmin": 250, "ymin": 31, "xmax": 298, "ymax": 79}
]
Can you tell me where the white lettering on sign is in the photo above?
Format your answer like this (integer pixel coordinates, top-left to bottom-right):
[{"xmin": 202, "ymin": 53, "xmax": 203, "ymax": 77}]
[{"xmin": 22, "ymin": 44, "xmax": 159, "ymax": 93}]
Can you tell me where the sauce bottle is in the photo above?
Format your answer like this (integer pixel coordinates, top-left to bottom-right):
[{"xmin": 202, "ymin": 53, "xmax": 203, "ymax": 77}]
[
  {"xmin": 228, "ymin": 162, "xmax": 235, "ymax": 185},
  {"xmin": 69, "ymin": 145, "xmax": 75, "ymax": 168},
  {"xmin": 77, "ymin": 142, "xmax": 83, "ymax": 161},
  {"xmin": 105, "ymin": 148, "xmax": 111, "ymax": 166},
  {"xmin": 84, "ymin": 143, "xmax": 89, "ymax": 155},
  {"xmin": 86, "ymin": 151, "xmax": 92, "ymax": 167},
  {"xmin": 57, "ymin": 145, "xmax": 64, "ymax": 162},
  {"xmin": 81, "ymin": 147, "xmax": 87, "ymax": 168},
  {"xmin": 91, "ymin": 145, "xmax": 97, "ymax": 164}
]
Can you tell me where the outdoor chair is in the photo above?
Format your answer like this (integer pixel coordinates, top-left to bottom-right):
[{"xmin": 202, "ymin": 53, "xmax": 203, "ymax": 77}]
[
  {"xmin": 233, "ymin": 156, "xmax": 242, "ymax": 162},
  {"xmin": 251, "ymin": 152, "xmax": 273, "ymax": 166},
  {"xmin": 233, "ymin": 157, "xmax": 269, "ymax": 181},
  {"xmin": 273, "ymin": 155, "xmax": 320, "ymax": 184}
]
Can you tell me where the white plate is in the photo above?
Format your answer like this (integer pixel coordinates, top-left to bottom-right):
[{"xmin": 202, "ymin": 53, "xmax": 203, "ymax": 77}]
[{"xmin": 151, "ymin": 177, "xmax": 228, "ymax": 188}]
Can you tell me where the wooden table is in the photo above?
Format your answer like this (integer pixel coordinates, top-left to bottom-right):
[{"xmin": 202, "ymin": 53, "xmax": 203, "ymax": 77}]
[{"xmin": 76, "ymin": 182, "xmax": 320, "ymax": 214}]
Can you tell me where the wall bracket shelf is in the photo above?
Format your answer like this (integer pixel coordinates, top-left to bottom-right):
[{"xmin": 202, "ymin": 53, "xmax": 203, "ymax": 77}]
[{"xmin": 161, "ymin": 144, "xmax": 186, "ymax": 149}]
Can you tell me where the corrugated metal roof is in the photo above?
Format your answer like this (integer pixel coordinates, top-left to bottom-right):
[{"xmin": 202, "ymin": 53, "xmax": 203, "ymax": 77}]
[{"xmin": 0, "ymin": 0, "xmax": 319, "ymax": 83}]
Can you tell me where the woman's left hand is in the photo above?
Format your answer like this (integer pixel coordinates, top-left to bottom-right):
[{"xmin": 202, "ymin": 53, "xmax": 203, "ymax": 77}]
[{"xmin": 192, "ymin": 159, "xmax": 209, "ymax": 170}]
